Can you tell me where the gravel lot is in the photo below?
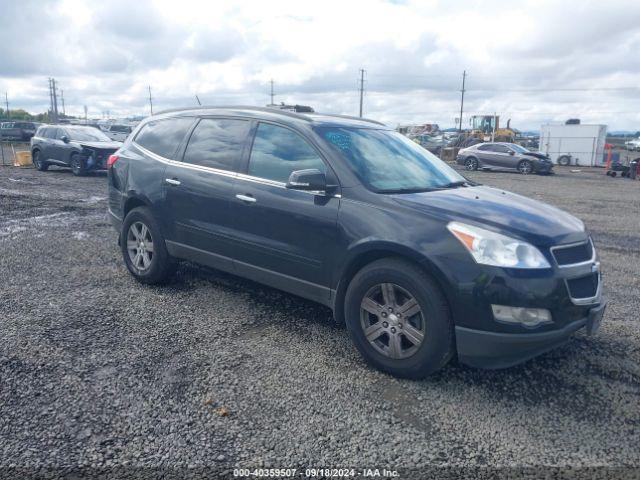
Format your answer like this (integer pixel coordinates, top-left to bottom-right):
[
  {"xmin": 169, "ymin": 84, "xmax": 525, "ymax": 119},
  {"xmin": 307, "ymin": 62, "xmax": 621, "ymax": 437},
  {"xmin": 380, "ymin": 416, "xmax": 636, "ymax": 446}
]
[{"xmin": 0, "ymin": 164, "xmax": 639, "ymax": 478}]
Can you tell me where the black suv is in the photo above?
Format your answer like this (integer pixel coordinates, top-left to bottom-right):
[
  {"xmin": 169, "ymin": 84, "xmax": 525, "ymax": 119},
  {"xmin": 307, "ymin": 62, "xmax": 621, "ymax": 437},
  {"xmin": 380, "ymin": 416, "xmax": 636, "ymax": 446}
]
[
  {"xmin": 1, "ymin": 121, "xmax": 39, "ymax": 141},
  {"xmin": 31, "ymin": 125, "xmax": 122, "ymax": 175},
  {"xmin": 108, "ymin": 107, "xmax": 606, "ymax": 378}
]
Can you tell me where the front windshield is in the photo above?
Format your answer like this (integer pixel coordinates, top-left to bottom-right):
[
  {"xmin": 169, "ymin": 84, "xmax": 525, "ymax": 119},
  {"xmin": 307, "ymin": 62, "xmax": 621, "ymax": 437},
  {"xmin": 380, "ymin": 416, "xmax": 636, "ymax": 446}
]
[
  {"xmin": 66, "ymin": 127, "xmax": 111, "ymax": 142},
  {"xmin": 509, "ymin": 144, "xmax": 530, "ymax": 153},
  {"xmin": 318, "ymin": 127, "xmax": 466, "ymax": 192}
]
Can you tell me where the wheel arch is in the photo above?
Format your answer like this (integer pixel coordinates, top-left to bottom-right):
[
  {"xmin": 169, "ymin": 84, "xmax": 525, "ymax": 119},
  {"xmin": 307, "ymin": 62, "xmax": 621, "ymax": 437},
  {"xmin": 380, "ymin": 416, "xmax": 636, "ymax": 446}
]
[
  {"xmin": 123, "ymin": 194, "xmax": 152, "ymax": 219},
  {"xmin": 332, "ymin": 241, "xmax": 453, "ymax": 324}
]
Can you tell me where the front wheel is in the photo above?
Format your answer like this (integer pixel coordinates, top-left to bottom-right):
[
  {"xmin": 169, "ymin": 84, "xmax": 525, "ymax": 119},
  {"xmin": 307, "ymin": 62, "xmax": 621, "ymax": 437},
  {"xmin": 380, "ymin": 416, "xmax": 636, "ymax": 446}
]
[
  {"xmin": 344, "ymin": 258, "xmax": 454, "ymax": 378},
  {"xmin": 121, "ymin": 207, "xmax": 176, "ymax": 284},
  {"xmin": 70, "ymin": 153, "xmax": 86, "ymax": 176},
  {"xmin": 518, "ymin": 159, "xmax": 533, "ymax": 174}
]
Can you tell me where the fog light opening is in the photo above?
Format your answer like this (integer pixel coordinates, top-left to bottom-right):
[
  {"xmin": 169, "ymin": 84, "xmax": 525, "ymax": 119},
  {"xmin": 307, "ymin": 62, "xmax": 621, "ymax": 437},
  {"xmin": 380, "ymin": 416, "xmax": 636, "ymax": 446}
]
[{"xmin": 491, "ymin": 305, "xmax": 553, "ymax": 328}]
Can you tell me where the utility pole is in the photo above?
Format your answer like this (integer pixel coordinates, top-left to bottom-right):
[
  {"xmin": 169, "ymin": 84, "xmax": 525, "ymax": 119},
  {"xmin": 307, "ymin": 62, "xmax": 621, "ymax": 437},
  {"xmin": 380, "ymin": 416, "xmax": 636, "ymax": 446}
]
[
  {"xmin": 458, "ymin": 70, "xmax": 466, "ymax": 133},
  {"xmin": 148, "ymin": 85, "xmax": 153, "ymax": 115},
  {"xmin": 51, "ymin": 78, "xmax": 59, "ymax": 123},
  {"xmin": 4, "ymin": 92, "xmax": 9, "ymax": 119},
  {"xmin": 48, "ymin": 79, "xmax": 54, "ymax": 122},
  {"xmin": 358, "ymin": 69, "xmax": 366, "ymax": 118},
  {"xmin": 61, "ymin": 90, "xmax": 66, "ymax": 116},
  {"xmin": 269, "ymin": 79, "xmax": 275, "ymax": 106},
  {"xmin": 84, "ymin": 105, "xmax": 88, "ymax": 124}
]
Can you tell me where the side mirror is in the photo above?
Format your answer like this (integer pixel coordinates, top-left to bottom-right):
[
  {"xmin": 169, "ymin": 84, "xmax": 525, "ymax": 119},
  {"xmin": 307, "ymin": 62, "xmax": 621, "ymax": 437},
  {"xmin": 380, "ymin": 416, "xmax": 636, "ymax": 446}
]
[
  {"xmin": 286, "ymin": 169, "xmax": 327, "ymax": 192},
  {"xmin": 61, "ymin": 135, "xmax": 70, "ymax": 143},
  {"xmin": 508, "ymin": 150, "xmax": 515, "ymax": 155}
]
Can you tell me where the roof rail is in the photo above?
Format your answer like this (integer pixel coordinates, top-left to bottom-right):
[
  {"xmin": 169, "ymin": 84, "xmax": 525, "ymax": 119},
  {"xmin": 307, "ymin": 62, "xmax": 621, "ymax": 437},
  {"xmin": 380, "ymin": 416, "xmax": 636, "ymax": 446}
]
[
  {"xmin": 153, "ymin": 105, "xmax": 313, "ymax": 122},
  {"xmin": 312, "ymin": 112, "xmax": 387, "ymax": 127}
]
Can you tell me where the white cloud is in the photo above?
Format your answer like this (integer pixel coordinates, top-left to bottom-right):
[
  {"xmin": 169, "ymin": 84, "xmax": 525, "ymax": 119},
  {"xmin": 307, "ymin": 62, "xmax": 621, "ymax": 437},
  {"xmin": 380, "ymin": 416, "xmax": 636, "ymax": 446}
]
[{"xmin": 0, "ymin": 0, "xmax": 639, "ymax": 130}]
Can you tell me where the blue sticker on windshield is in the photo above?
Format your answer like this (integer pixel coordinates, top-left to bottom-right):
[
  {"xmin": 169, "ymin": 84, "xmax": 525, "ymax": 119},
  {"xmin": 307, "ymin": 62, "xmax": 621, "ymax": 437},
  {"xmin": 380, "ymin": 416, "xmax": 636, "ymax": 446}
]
[{"xmin": 325, "ymin": 132, "xmax": 351, "ymax": 151}]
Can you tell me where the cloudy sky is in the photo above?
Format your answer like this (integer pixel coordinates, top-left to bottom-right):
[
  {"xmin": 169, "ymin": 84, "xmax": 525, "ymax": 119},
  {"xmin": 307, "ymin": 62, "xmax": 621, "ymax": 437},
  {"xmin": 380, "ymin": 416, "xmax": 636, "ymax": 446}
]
[{"xmin": 1, "ymin": 0, "xmax": 639, "ymax": 130}]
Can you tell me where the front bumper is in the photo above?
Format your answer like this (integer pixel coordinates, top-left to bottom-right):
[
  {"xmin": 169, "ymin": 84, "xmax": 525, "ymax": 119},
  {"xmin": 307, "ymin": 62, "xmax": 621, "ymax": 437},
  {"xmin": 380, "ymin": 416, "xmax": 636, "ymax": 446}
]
[
  {"xmin": 456, "ymin": 299, "xmax": 607, "ymax": 369},
  {"xmin": 535, "ymin": 163, "xmax": 554, "ymax": 173}
]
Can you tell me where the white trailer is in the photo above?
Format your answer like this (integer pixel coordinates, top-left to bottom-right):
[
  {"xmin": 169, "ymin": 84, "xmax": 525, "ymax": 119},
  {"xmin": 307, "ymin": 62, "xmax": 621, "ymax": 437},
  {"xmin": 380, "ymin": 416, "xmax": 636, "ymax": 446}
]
[{"xmin": 539, "ymin": 124, "xmax": 607, "ymax": 166}]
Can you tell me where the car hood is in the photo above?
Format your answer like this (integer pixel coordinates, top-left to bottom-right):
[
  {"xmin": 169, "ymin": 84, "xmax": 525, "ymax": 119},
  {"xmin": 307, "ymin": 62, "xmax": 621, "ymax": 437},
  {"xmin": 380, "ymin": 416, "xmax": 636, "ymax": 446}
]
[
  {"xmin": 522, "ymin": 151, "xmax": 550, "ymax": 160},
  {"xmin": 392, "ymin": 186, "xmax": 586, "ymax": 246},
  {"xmin": 75, "ymin": 140, "xmax": 122, "ymax": 149}
]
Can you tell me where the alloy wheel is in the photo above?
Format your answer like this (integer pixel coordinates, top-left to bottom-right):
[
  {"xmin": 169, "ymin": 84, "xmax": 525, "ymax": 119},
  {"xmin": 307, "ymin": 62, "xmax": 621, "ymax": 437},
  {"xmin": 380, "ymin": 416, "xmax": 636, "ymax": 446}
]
[
  {"xmin": 71, "ymin": 156, "xmax": 81, "ymax": 174},
  {"xmin": 33, "ymin": 151, "xmax": 40, "ymax": 168},
  {"xmin": 360, "ymin": 283, "xmax": 426, "ymax": 359},
  {"xmin": 465, "ymin": 158, "xmax": 477, "ymax": 171},
  {"xmin": 126, "ymin": 221, "xmax": 154, "ymax": 271},
  {"xmin": 518, "ymin": 161, "xmax": 532, "ymax": 174}
]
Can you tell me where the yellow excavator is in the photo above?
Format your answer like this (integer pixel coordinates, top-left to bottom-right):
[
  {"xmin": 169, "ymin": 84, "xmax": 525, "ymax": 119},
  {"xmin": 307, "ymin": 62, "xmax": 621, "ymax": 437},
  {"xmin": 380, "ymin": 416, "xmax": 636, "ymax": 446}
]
[{"xmin": 469, "ymin": 115, "xmax": 516, "ymax": 142}]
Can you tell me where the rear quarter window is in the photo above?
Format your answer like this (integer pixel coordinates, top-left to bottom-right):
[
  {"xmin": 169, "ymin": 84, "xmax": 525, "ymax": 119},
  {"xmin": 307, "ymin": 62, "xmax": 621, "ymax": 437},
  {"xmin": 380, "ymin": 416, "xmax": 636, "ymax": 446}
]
[{"xmin": 134, "ymin": 118, "xmax": 194, "ymax": 159}]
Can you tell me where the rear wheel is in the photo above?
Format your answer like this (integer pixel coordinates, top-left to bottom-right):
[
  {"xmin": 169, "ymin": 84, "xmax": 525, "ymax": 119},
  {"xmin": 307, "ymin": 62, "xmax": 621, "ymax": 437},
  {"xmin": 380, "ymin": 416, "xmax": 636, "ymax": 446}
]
[
  {"xmin": 344, "ymin": 258, "xmax": 454, "ymax": 378},
  {"xmin": 557, "ymin": 155, "xmax": 571, "ymax": 166},
  {"xmin": 518, "ymin": 159, "xmax": 533, "ymax": 174},
  {"xmin": 121, "ymin": 207, "xmax": 176, "ymax": 284},
  {"xmin": 32, "ymin": 150, "xmax": 48, "ymax": 171},
  {"xmin": 70, "ymin": 153, "xmax": 86, "ymax": 176},
  {"xmin": 464, "ymin": 156, "xmax": 478, "ymax": 171}
]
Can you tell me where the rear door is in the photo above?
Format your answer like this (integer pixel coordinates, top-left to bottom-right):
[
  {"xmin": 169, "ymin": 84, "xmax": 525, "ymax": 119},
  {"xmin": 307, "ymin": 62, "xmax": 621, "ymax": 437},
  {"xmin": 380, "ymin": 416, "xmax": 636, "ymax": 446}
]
[
  {"xmin": 475, "ymin": 144, "xmax": 495, "ymax": 166},
  {"xmin": 230, "ymin": 121, "xmax": 340, "ymax": 303},
  {"xmin": 162, "ymin": 117, "xmax": 252, "ymax": 270}
]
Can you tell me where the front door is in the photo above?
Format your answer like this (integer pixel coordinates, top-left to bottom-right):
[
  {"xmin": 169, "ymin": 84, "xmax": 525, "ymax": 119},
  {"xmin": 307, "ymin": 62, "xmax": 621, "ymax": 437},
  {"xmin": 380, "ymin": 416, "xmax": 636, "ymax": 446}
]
[
  {"xmin": 52, "ymin": 127, "xmax": 74, "ymax": 163},
  {"xmin": 231, "ymin": 122, "xmax": 340, "ymax": 304},
  {"xmin": 491, "ymin": 144, "xmax": 516, "ymax": 169}
]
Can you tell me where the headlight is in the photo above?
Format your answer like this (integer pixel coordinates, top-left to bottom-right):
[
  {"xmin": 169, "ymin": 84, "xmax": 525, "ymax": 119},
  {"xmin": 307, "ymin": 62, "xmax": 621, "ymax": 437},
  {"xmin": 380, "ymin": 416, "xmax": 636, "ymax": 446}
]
[{"xmin": 447, "ymin": 221, "xmax": 551, "ymax": 269}]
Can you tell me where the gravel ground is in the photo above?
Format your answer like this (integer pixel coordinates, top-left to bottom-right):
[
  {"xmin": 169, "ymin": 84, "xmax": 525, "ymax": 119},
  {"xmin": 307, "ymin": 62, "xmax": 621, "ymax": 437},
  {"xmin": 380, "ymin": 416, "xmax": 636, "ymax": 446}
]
[{"xmin": 0, "ymin": 165, "xmax": 638, "ymax": 479}]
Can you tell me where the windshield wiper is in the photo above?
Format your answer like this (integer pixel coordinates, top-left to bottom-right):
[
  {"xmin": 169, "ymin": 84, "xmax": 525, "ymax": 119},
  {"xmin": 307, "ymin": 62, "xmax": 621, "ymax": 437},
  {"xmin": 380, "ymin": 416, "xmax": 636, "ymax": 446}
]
[
  {"xmin": 438, "ymin": 180, "xmax": 470, "ymax": 189},
  {"xmin": 379, "ymin": 187, "xmax": 437, "ymax": 194}
]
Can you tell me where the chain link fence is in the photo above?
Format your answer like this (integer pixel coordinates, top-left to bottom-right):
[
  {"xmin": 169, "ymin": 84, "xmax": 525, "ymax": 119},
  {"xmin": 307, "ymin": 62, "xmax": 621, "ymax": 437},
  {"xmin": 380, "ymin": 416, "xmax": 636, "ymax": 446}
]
[{"xmin": 0, "ymin": 140, "xmax": 31, "ymax": 167}]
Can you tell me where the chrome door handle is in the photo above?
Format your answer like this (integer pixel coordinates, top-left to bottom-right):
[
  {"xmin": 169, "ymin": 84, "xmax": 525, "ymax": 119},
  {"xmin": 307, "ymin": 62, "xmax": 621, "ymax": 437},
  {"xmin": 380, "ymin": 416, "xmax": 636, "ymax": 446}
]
[
  {"xmin": 235, "ymin": 194, "xmax": 256, "ymax": 203},
  {"xmin": 165, "ymin": 178, "xmax": 181, "ymax": 186}
]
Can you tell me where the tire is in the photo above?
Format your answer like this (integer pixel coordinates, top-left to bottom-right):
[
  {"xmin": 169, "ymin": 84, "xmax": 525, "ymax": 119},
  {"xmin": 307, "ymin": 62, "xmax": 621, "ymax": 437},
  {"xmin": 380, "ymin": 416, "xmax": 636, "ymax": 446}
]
[
  {"xmin": 120, "ymin": 206, "xmax": 176, "ymax": 284},
  {"xmin": 517, "ymin": 159, "xmax": 533, "ymax": 174},
  {"xmin": 464, "ymin": 156, "xmax": 478, "ymax": 171},
  {"xmin": 610, "ymin": 171, "xmax": 617, "ymax": 177},
  {"xmin": 32, "ymin": 149, "xmax": 49, "ymax": 171},
  {"xmin": 344, "ymin": 258, "xmax": 454, "ymax": 378},
  {"xmin": 557, "ymin": 155, "xmax": 571, "ymax": 166},
  {"xmin": 70, "ymin": 153, "xmax": 86, "ymax": 176}
]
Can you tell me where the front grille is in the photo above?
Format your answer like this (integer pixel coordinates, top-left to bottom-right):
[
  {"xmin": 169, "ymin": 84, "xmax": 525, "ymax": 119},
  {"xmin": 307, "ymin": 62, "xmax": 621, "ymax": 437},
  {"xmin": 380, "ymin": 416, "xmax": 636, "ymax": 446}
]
[
  {"xmin": 567, "ymin": 273, "xmax": 599, "ymax": 299},
  {"xmin": 552, "ymin": 241, "xmax": 593, "ymax": 266}
]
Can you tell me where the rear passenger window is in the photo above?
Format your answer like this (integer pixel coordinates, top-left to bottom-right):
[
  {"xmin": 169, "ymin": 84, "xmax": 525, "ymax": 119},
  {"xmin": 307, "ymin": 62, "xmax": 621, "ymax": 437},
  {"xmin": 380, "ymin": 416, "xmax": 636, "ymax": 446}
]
[
  {"xmin": 183, "ymin": 118, "xmax": 250, "ymax": 171},
  {"xmin": 248, "ymin": 123, "xmax": 326, "ymax": 183},
  {"xmin": 134, "ymin": 118, "xmax": 194, "ymax": 159}
]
